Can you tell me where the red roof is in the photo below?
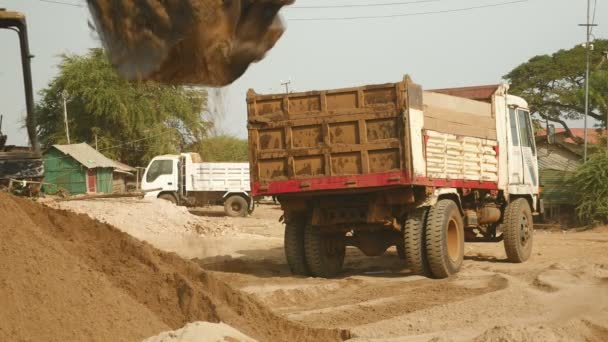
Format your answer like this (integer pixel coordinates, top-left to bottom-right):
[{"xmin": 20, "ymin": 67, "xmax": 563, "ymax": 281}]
[{"xmin": 536, "ymin": 128, "xmax": 605, "ymax": 144}]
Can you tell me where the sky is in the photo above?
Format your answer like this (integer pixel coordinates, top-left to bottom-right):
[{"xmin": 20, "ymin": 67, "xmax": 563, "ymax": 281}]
[{"xmin": 0, "ymin": 0, "xmax": 606, "ymax": 146}]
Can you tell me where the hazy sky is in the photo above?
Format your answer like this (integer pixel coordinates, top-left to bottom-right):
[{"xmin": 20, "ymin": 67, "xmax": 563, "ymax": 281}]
[{"xmin": 1, "ymin": 0, "xmax": 606, "ymax": 146}]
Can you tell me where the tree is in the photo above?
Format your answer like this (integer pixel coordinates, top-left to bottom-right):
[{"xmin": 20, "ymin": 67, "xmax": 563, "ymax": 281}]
[
  {"xmin": 570, "ymin": 152, "xmax": 608, "ymax": 224},
  {"xmin": 193, "ymin": 135, "xmax": 249, "ymax": 162},
  {"xmin": 35, "ymin": 48, "xmax": 209, "ymax": 166},
  {"xmin": 504, "ymin": 40, "xmax": 608, "ymax": 138}
]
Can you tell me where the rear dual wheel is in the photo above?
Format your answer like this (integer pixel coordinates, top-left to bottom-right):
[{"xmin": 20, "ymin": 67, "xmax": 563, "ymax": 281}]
[
  {"xmin": 403, "ymin": 200, "xmax": 464, "ymax": 279},
  {"xmin": 284, "ymin": 218, "xmax": 345, "ymax": 278}
]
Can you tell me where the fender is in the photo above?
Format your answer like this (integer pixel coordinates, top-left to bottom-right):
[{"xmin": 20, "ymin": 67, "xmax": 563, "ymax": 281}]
[
  {"xmin": 223, "ymin": 191, "xmax": 255, "ymax": 212},
  {"xmin": 418, "ymin": 188, "xmax": 464, "ymax": 214},
  {"xmin": 222, "ymin": 191, "xmax": 251, "ymax": 199}
]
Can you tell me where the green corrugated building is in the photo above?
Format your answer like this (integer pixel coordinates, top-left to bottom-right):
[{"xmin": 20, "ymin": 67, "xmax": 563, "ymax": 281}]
[
  {"xmin": 43, "ymin": 143, "xmax": 118, "ymax": 194},
  {"xmin": 536, "ymin": 137, "xmax": 582, "ymax": 224}
]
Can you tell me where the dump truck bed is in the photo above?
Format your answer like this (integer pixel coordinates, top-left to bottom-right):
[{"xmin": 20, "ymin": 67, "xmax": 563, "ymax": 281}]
[{"xmin": 247, "ymin": 77, "xmax": 501, "ymax": 196}]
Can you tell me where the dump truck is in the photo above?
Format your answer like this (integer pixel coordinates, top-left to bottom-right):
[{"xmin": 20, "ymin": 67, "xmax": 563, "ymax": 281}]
[
  {"xmin": 247, "ymin": 76, "xmax": 541, "ymax": 279},
  {"xmin": 0, "ymin": 10, "xmax": 44, "ymax": 193},
  {"xmin": 141, "ymin": 153, "xmax": 254, "ymax": 217}
]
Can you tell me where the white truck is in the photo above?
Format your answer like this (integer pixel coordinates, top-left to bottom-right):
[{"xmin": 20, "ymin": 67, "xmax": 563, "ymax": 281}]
[
  {"xmin": 141, "ymin": 153, "xmax": 254, "ymax": 217},
  {"xmin": 247, "ymin": 76, "xmax": 544, "ymax": 278}
]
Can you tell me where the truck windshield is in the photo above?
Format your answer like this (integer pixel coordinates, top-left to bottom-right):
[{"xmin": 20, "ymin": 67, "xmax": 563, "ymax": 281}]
[{"xmin": 146, "ymin": 160, "xmax": 173, "ymax": 182}]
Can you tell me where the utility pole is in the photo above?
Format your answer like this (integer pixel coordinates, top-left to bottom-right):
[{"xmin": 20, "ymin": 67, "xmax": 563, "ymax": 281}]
[
  {"xmin": 62, "ymin": 90, "xmax": 71, "ymax": 144},
  {"xmin": 281, "ymin": 80, "xmax": 291, "ymax": 94},
  {"xmin": 579, "ymin": 0, "xmax": 597, "ymax": 162},
  {"xmin": 95, "ymin": 133, "xmax": 98, "ymax": 150}
]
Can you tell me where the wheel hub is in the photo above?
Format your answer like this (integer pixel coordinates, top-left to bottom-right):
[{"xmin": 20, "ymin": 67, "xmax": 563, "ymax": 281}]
[
  {"xmin": 447, "ymin": 218, "xmax": 461, "ymax": 263},
  {"xmin": 520, "ymin": 215, "xmax": 531, "ymax": 245}
]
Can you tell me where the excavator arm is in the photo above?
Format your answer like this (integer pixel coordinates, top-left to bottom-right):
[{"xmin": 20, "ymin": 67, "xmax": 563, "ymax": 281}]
[
  {"xmin": 0, "ymin": 10, "xmax": 38, "ymax": 152},
  {"xmin": 87, "ymin": 0, "xmax": 294, "ymax": 86}
]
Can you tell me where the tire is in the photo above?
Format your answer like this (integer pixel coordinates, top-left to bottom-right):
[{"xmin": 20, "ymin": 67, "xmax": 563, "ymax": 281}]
[
  {"xmin": 396, "ymin": 245, "xmax": 406, "ymax": 260},
  {"xmin": 284, "ymin": 219, "xmax": 310, "ymax": 276},
  {"xmin": 304, "ymin": 225, "xmax": 345, "ymax": 278},
  {"xmin": 503, "ymin": 198, "xmax": 533, "ymax": 263},
  {"xmin": 425, "ymin": 199, "xmax": 465, "ymax": 279},
  {"xmin": 403, "ymin": 207, "xmax": 431, "ymax": 277},
  {"xmin": 224, "ymin": 195, "xmax": 249, "ymax": 217},
  {"xmin": 158, "ymin": 193, "xmax": 177, "ymax": 205}
]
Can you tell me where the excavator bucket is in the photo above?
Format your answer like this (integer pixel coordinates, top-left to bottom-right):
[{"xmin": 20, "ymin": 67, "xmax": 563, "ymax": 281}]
[{"xmin": 86, "ymin": 0, "xmax": 294, "ymax": 86}]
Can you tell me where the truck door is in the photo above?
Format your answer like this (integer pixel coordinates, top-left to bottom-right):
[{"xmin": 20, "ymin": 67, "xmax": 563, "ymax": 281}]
[
  {"xmin": 143, "ymin": 159, "xmax": 178, "ymax": 192},
  {"xmin": 507, "ymin": 108, "xmax": 523, "ymax": 186},
  {"xmin": 516, "ymin": 109, "xmax": 539, "ymax": 190},
  {"xmin": 507, "ymin": 108, "xmax": 538, "ymax": 192}
]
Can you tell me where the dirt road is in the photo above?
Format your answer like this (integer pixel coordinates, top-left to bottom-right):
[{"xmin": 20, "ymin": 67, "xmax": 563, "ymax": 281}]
[{"xmin": 53, "ymin": 199, "xmax": 608, "ymax": 341}]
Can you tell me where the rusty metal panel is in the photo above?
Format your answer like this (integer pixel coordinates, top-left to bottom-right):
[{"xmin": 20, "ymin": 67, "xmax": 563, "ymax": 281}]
[
  {"xmin": 292, "ymin": 125, "xmax": 322, "ymax": 148},
  {"xmin": 369, "ymin": 149, "xmax": 400, "ymax": 173},
  {"xmin": 289, "ymin": 94, "xmax": 321, "ymax": 113},
  {"xmin": 258, "ymin": 128, "xmax": 284, "ymax": 150},
  {"xmin": 332, "ymin": 152, "xmax": 362, "ymax": 175},
  {"xmin": 367, "ymin": 118, "xmax": 398, "ymax": 141},
  {"xmin": 294, "ymin": 155, "xmax": 325, "ymax": 176},
  {"xmin": 327, "ymin": 91, "xmax": 358, "ymax": 111},
  {"xmin": 330, "ymin": 122, "xmax": 359, "ymax": 145},
  {"xmin": 259, "ymin": 158, "xmax": 287, "ymax": 180},
  {"xmin": 247, "ymin": 78, "xmax": 413, "ymax": 188}
]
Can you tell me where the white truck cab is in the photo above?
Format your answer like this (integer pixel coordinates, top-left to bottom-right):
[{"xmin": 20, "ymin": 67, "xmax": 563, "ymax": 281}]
[{"xmin": 141, "ymin": 153, "xmax": 253, "ymax": 217}]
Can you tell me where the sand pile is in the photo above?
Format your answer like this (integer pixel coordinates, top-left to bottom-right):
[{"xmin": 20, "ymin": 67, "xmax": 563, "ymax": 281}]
[
  {"xmin": 144, "ymin": 322, "xmax": 255, "ymax": 342},
  {"xmin": 87, "ymin": 0, "xmax": 293, "ymax": 86},
  {"xmin": 0, "ymin": 193, "xmax": 348, "ymax": 341},
  {"xmin": 49, "ymin": 198, "xmax": 234, "ymax": 238}
]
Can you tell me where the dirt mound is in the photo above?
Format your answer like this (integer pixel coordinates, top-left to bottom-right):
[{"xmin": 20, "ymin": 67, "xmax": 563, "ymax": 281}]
[
  {"xmin": 0, "ymin": 193, "xmax": 348, "ymax": 341},
  {"xmin": 49, "ymin": 198, "xmax": 235, "ymax": 237},
  {"xmin": 87, "ymin": 0, "xmax": 293, "ymax": 86},
  {"xmin": 144, "ymin": 322, "xmax": 255, "ymax": 342}
]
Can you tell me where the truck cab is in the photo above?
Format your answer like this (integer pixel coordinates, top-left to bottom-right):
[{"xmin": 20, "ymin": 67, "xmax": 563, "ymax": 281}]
[{"xmin": 141, "ymin": 153, "xmax": 254, "ymax": 217}]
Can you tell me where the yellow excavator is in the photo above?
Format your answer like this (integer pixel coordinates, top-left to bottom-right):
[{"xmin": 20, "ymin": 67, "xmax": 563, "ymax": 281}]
[
  {"xmin": 1, "ymin": 1, "xmax": 292, "ymax": 191},
  {"xmin": 0, "ymin": 9, "xmax": 43, "ymax": 193}
]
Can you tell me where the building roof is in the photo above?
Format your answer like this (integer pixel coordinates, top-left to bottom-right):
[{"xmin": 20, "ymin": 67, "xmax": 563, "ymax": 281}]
[
  {"xmin": 113, "ymin": 160, "xmax": 136, "ymax": 172},
  {"xmin": 51, "ymin": 143, "xmax": 119, "ymax": 169},
  {"xmin": 536, "ymin": 128, "xmax": 605, "ymax": 145}
]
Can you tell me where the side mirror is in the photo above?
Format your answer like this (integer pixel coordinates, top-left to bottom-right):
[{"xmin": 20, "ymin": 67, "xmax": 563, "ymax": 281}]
[{"xmin": 547, "ymin": 124, "xmax": 556, "ymax": 145}]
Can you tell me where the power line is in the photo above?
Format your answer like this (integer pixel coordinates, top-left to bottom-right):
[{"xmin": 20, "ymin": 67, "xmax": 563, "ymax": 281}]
[
  {"xmin": 591, "ymin": 0, "xmax": 598, "ymax": 35},
  {"xmin": 290, "ymin": 0, "xmax": 439, "ymax": 9},
  {"xmin": 38, "ymin": 0, "xmax": 85, "ymax": 8},
  {"xmin": 288, "ymin": 0, "xmax": 529, "ymax": 21}
]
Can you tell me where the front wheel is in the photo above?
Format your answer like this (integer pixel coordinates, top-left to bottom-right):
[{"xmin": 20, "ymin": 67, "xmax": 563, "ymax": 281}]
[
  {"xmin": 158, "ymin": 193, "xmax": 177, "ymax": 205},
  {"xmin": 503, "ymin": 198, "xmax": 533, "ymax": 263},
  {"xmin": 224, "ymin": 195, "xmax": 249, "ymax": 217}
]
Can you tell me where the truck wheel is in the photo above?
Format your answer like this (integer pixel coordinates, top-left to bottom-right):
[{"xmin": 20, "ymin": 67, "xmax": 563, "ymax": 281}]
[
  {"xmin": 503, "ymin": 198, "xmax": 533, "ymax": 263},
  {"xmin": 158, "ymin": 193, "xmax": 177, "ymax": 205},
  {"xmin": 224, "ymin": 196, "xmax": 248, "ymax": 217},
  {"xmin": 284, "ymin": 219, "xmax": 310, "ymax": 276},
  {"xmin": 403, "ymin": 207, "xmax": 431, "ymax": 276},
  {"xmin": 305, "ymin": 226, "xmax": 345, "ymax": 278},
  {"xmin": 425, "ymin": 199, "xmax": 464, "ymax": 279}
]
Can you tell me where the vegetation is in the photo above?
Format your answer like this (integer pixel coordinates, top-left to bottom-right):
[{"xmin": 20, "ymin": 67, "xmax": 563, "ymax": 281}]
[
  {"xmin": 504, "ymin": 39, "xmax": 608, "ymax": 138},
  {"xmin": 194, "ymin": 135, "xmax": 249, "ymax": 162},
  {"xmin": 570, "ymin": 152, "xmax": 608, "ymax": 224},
  {"xmin": 35, "ymin": 48, "xmax": 209, "ymax": 166}
]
